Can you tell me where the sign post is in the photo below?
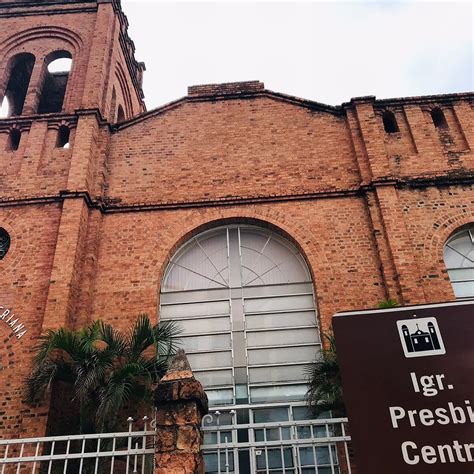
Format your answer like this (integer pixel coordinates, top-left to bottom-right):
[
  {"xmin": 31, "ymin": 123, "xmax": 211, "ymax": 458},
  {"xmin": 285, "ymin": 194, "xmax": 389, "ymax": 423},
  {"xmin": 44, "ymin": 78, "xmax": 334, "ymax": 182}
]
[{"xmin": 333, "ymin": 300, "xmax": 474, "ymax": 473}]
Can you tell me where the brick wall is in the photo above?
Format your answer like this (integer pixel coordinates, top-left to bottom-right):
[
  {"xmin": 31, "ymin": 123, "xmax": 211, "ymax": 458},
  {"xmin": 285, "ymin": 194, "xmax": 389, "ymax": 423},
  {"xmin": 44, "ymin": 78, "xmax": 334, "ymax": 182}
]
[
  {"xmin": 0, "ymin": 203, "xmax": 62, "ymax": 436},
  {"xmin": 0, "ymin": 0, "xmax": 472, "ymax": 440}
]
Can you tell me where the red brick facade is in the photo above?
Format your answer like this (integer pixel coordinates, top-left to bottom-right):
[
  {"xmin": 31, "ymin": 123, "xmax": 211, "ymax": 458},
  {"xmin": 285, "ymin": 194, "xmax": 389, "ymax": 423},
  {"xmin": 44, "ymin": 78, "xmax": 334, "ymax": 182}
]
[{"xmin": 0, "ymin": 0, "xmax": 473, "ymax": 438}]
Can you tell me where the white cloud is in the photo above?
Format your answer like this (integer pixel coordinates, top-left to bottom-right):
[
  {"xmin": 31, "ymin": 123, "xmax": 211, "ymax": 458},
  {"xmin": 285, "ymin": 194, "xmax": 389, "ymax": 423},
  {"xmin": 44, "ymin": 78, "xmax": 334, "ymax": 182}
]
[{"xmin": 122, "ymin": 1, "xmax": 473, "ymax": 109}]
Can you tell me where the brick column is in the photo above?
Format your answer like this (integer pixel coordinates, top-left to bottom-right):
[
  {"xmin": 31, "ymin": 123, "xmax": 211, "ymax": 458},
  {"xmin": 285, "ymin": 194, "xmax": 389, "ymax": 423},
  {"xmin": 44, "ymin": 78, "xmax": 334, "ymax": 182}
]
[{"xmin": 154, "ymin": 350, "xmax": 209, "ymax": 474}]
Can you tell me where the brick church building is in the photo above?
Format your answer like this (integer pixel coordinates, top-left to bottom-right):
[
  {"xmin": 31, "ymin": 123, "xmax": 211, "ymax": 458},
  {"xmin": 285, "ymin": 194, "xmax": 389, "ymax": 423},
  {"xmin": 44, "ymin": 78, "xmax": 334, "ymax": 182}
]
[{"xmin": 0, "ymin": 0, "xmax": 473, "ymax": 471}]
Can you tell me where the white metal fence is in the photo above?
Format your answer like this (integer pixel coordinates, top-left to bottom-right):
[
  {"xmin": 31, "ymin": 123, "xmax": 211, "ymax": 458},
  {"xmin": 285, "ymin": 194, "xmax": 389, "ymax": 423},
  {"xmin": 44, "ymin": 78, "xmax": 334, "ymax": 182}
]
[
  {"xmin": 0, "ymin": 417, "xmax": 155, "ymax": 474},
  {"xmin": 1, "ymin": 409, "xmax": 352, "ymax": 474},
  {"xmin": 201, "ymin": 405, "xmax": 352, "ymax": 474}
]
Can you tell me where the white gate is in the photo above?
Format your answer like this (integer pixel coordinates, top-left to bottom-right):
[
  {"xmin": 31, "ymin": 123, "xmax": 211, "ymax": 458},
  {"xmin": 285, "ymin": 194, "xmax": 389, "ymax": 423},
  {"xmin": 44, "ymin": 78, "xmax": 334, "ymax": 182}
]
[
  {"xmin": 0, "ymin": 417, "xmax": 155, "ymax": 474},
  {"xmin": 201, "ymin": 404, "xmax": 352, "ymax": 474}
]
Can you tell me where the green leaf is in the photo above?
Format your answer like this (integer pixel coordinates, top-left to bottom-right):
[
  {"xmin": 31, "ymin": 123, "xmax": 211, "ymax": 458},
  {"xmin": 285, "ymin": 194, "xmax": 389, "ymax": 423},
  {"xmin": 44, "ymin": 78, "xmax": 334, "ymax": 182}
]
[{"xmin": 25, "ymin": 314, "xmax": 181, "ymax": 433}]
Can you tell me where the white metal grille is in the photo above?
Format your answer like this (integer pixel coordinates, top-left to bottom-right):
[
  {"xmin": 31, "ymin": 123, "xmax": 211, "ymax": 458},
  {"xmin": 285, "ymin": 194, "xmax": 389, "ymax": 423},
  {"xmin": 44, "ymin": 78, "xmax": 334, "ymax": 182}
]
[
  {"xmin": 202, "ymin": 405, "xmax": 352, "ymax": 474},
  {"xmin": 0, "ymin": 417, "xmax": 155, "ymax": 474}
]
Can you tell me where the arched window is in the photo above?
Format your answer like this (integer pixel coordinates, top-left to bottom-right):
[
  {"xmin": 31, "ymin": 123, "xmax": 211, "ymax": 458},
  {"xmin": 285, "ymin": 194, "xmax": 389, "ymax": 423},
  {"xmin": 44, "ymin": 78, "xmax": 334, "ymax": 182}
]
[
  {"xmin": 382, "ymin": 110, "xmax": 399, "ymax": 133},
  {"xmin": 1, "ymin": 53, "xmax": 35, "ymax": 117},
  {"xmin": 160, "ymin": 226, "xmax": 337, "ymax": 471},
  {"xmin": 6, "ymin": 128, "xmax": 21, "ymax": 151},
  {"xmin": 444, "ymin": 226, "xmax": 474, "ymax": 298},
  {"xmin": 160, "ymin": 225, "xmax": 321, "ymax": 406},
  {"xmin": 37, "ymin": 51, "xmax": 72, "ymax": 114},
  {"xmin": 431, "ymin": 107, "xmax": 448, "ymax": 129},
  {"xmin": 0, "ymin": 228, "xmax": 10, "ymax": 259},
  {"xmin": 56, "ymin": 125, "xmax": 70, "ymax": 148}
]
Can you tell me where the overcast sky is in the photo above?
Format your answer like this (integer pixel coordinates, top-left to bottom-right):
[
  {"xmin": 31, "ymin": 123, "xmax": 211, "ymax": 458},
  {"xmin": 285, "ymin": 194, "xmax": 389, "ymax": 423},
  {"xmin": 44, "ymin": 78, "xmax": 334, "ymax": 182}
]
[{"xmin": 122, "ymin": 0, "xmax": 473, "ymax": 110}]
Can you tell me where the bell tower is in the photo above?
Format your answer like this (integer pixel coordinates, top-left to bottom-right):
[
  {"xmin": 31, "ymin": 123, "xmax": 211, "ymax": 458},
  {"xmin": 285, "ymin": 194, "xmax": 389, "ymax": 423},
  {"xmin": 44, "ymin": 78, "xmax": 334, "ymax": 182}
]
[
  {"xmin": 0, "ymin": 0, "xmax": 146, "ymax": 197},
  {"xmin": 0, "ymin": 0, "xmax": 146, "ymax": 438},
  {"xmin": 0, "ymin": 0, "xmax": 146, "ymax": 121}
]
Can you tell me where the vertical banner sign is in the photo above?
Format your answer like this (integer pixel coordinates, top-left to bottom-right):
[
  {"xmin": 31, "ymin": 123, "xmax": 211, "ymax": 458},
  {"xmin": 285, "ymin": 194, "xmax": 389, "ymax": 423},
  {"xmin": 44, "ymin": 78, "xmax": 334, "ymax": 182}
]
[{"xmin": 333, "ymin": 300, "xmax": 474, "ymax": 474}]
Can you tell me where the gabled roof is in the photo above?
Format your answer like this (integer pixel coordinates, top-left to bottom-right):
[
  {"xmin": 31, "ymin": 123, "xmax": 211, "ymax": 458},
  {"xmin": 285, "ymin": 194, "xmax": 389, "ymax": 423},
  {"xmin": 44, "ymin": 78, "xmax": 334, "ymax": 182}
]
[{"xmin": 113, "ymin": 80, "xmax": 473, "ymax": 131}]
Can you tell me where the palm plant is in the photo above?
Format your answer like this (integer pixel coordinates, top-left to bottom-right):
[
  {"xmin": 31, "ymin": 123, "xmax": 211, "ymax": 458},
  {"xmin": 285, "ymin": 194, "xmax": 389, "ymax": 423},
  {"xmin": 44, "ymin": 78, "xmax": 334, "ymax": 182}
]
[
  {"xmin": 305, "ymin": 301, "xmax": 399, "ymax": 417},
  {"xmin": 305, "ymin": 331, "xmax": 345, "ymax": 417},
  {"xmin": 26, "ymin": 314, "xmax": 180, "ymax": 433}
]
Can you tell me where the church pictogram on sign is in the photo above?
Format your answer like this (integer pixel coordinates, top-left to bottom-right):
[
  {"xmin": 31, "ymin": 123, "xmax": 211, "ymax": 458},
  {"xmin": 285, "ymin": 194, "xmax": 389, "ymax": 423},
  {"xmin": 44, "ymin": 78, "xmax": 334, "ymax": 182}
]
[{"xmin": 396, "ymin": 316, "xmax": 446, "ymax": 358}]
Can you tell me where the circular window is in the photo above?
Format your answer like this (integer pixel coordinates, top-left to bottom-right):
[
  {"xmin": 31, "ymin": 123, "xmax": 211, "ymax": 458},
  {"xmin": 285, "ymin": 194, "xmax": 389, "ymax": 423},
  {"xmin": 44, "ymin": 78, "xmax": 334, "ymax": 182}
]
[{"xmin": 0, "ymin": 228, "xmax": 11, "ymax": 259}]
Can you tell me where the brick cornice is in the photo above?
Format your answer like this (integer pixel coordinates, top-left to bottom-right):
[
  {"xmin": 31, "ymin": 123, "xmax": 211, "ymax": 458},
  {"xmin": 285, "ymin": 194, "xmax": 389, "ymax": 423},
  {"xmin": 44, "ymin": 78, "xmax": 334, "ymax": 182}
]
[
  {"xmin": 1, "ymin": 175, "xmax": 472, "ymax": 213},
  {"xmin": 0, "ymin": 1, "xmax": 98, "ymax": 17}
]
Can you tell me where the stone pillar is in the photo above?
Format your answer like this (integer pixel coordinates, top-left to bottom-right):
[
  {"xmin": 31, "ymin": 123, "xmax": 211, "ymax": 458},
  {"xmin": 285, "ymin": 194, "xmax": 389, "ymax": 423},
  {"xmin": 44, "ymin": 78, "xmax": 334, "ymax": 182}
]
[{"xmin": 154, "ymin": 349, "xmax": 209, "ymax": 474}]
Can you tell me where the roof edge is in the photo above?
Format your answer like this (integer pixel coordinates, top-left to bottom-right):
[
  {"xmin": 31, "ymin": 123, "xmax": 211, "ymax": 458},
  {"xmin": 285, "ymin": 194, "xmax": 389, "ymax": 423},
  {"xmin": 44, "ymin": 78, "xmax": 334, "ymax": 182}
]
[{"xmin": 113, "ymin": 85, "xmax": 474, "ymax": 131}]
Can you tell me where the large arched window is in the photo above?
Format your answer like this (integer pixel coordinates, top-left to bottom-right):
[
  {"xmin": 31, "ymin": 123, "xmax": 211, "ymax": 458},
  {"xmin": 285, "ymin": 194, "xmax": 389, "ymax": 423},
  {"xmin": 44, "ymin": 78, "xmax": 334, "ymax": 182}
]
[
  {"xmin": 160, "ymin": 224, "xmax": 321, "ymax": 406},
  {"xmin": 444, "ymin": 226, "xmax": 474, "ymax": 299}
]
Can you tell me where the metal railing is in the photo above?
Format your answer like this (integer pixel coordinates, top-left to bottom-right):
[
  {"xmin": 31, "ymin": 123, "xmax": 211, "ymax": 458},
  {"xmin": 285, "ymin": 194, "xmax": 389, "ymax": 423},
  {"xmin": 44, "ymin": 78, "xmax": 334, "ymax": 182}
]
[
  {"xmin": 201, "ymin": 406, "xmax": 352, "ymax": 474},
  {"xmin": 0, "ymin": 417, "xmax": 155, "ymax": 474}
]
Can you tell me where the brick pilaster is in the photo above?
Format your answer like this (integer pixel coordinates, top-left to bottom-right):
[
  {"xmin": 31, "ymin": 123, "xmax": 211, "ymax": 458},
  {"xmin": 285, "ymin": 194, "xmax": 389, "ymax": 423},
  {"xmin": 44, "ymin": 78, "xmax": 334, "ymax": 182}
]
[
  {"xmin": 42, "ymin": 197, "xmax": 90, "ymax": 330},
  {"xmin": 372, "ymin": 184, "xmax": 426, "ymax": 305}
]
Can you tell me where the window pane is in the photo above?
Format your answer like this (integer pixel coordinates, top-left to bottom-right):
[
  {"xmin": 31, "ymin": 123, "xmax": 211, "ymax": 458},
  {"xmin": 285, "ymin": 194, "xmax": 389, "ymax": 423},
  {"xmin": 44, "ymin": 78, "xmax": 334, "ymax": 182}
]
[
  {"xmin": 293, "ymin": 406, "xmax": 313, "ymax": 421},
  {"xmin": 249, "ymin": 364, "xmax": 306, "ymax": 383},
  {"xmin": 248, "ymin": 345, "xmax": 319, "ymax": 365},
  {"xmin": 203, "ymin": 452, "xmax": 235, "ymax": 473},
  {"xmin": 297, "ymin": 426, "xmax": 312, "ymax": 439},
  {"xmin": 256, "ymin": 448, "xmax": 284, "ymax": 469},
  {"xmin": 181, "ymin": 334, "xmax": 231, "ymax": 351},
  {"xmin": 203, "ymin": 453, "xmax": 218, "ymax": 472},
  {"xmin": 194, "ymin": 369, "xmax": 233, "ymax": 387},
  {"xmin": 315, "ymin": 446, "xmax": 331, "ymax": 465},
  {"xmin": 247, "ymin": 328, "xmax": 318, "ymax": 347},
  {"xmin": 447, "ymin": 268, "xmax": 474, "ymax": 281},
  {"xmin": 165, "ymin": 231, "xmax": 230, "ymax": 291},
  {"xmin": 253, "ymin": 407, "xmax": 289, "ymax": 423},
  {"xmin": 299, "ymin": 447, "xmax": 315, "ymax": 466},
  {"xmin": 164, "ymin": 263, "xmax": 227, "ymax": 291},
  {"xmin": 161, "ymin": 300, "xmax": 230, "ymax": 318},
  {"xmin": 250, "ymin": 385, "xmax": 307, "ymax": 403},
  {"xmin": 178, "ymin": 316, "xmax": 230, "ymax": 335},
  {"xmin": 207, "ymin": 389, "xmax": 234, "ymax": 405},
  {"xmin": 187, "ymin": 351, "xmax": 232, "ymax": 370},
  {"xmin": 240, "ymin": 229, "xmax": 310, "ymax": 286},
  {"xmin": 243, "ymin": 282, "xmax": 313, "ymax": 298},
  {"xmin": 245, "ymin": 295, "xmax": 314, "ymax": 313},
  {"xmin": 246, "ymin": 310, "xmax": 317, "ymax": 330},
  {"xmin": 452, "ymin": 281, "xmax": 474, "ymax": 298},
  {"xmin": 162, "ymin": 287, "xmax": 230, "ymax": 304}
]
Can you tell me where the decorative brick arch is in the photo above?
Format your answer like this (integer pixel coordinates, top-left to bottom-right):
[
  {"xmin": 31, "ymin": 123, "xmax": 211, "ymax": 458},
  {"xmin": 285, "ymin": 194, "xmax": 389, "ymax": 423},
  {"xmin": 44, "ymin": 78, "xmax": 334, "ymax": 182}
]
[
  {"xmin": 0, "ymin": 27, "xmax": 82, "ymax": 79},
  {"xmin": 424, "ymin": 210, "xmax": 474, "ymax": 265},
  {"xmin": 0, "ymin": 26, "xmax": 83, "ymax": 58},
  {"xmin": 0, "ymin": 27, "xmax": 83, "ymax": 113},
  {"xmin": 419, "ymin": 209, "xmax": 474, "ymax": 301},
  {"xmin": 154, "ymin": 206, "xmax": 337, "ymax": 333}
]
